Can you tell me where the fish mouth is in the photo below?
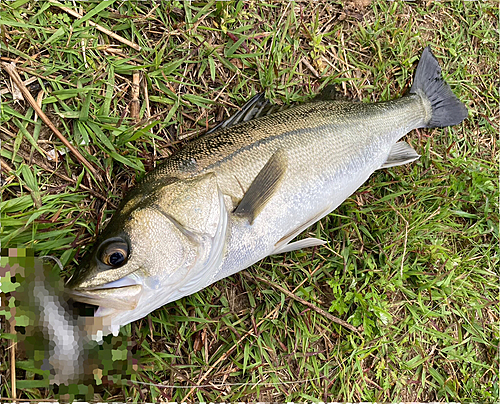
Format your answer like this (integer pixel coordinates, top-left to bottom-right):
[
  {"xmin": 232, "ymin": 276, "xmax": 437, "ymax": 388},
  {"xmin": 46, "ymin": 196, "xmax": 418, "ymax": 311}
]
[{"xmin": 65, "ymin": 275, "xmax": 143, "ymax": 312}]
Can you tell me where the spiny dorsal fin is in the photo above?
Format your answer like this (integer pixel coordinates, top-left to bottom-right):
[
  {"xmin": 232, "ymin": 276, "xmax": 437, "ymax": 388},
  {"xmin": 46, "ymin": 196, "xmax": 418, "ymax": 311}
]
[
  {"xmin": 378, "ymin": 141, "xmax": 420, "ymax": 170},
  {"xmin": 234, "ymin": 150, "xmax": 287, "ymax": 224},
  {"xmin": 207, "ymin": 93, "xmax": 286, "ymax": 134}
]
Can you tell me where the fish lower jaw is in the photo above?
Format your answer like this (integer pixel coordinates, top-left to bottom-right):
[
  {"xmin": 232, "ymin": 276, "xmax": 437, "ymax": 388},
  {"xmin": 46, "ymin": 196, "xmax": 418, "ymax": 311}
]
[
  {"xmin": 94, "ymin": 305, "xmax": 119, "ymax": 317},
  {"xmin": 65, "ymin": 284, "xmax": 143, "ymax": 311}
]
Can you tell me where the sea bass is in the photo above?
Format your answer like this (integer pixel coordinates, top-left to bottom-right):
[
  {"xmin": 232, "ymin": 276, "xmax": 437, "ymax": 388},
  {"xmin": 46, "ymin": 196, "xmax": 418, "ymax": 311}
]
[{"xmin": 66, "ymin": 47, "xmax": 467, "ymax": 337}]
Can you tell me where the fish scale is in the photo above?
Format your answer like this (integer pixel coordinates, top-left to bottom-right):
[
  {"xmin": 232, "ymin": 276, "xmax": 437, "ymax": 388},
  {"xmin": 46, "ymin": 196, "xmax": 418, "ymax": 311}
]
[
  {"xmin": 210, "ymin": 98, "xmax": 427, "ymax": 280},
  {"xmin": 149, "ymin": 96, "xmax": 425, "ymax": 209}
]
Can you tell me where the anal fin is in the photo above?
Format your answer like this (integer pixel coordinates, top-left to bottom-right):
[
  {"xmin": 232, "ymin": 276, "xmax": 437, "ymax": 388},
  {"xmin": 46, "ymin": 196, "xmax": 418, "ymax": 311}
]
[
  {"xmin": 378, "ymin": 141, "xmax": 420, "ymax": 170},
  {"xmin": 234, "ymin": 150, "xmax": 287, "ymax": 224}
]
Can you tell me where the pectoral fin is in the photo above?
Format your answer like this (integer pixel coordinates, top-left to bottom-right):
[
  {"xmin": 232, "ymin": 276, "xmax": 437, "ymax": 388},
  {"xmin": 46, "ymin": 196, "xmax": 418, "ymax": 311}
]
[
  {"xmin": 379, "ymin": 141, "xmax": 420, "ymax": 169},
  {"xmin": 234, "ymin": 150, "xmax": 287, "ymax": 224},
  {"xmin": 272, "ymin": 237, "xmax": 327, "ymax": 255}
]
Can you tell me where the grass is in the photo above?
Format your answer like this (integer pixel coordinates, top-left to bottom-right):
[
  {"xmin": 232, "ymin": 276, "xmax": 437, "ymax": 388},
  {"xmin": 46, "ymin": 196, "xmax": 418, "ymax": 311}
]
[{"xmin": 1, "ymin": 0, "xmax": 498, "ymax": 401}]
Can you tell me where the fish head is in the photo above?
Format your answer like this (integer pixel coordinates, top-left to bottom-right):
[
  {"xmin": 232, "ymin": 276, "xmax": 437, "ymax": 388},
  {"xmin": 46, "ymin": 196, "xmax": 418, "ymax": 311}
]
[{"xmin": 66, "ymin": 173, "xmax": 228, "ymax": 332}]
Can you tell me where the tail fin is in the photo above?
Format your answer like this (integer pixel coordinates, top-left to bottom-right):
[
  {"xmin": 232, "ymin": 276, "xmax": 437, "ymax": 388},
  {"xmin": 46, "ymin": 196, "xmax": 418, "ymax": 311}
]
[{"xmin": 411, "ymin": 46, "xmax": 468, "ymax": 128}]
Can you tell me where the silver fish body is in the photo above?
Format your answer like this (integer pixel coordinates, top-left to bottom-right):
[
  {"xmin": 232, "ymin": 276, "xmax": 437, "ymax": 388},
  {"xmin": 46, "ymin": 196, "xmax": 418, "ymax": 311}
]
[{"xmin": 67, "ymin": 47, "xmax": 467, "ymax": 336}]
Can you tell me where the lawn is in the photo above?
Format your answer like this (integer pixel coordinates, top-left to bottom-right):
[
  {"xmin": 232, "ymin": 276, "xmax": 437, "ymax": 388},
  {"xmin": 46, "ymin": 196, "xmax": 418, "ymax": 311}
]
[{"xmin": 0, "ymin": 0, "xmax": 498, "ymax": 401}]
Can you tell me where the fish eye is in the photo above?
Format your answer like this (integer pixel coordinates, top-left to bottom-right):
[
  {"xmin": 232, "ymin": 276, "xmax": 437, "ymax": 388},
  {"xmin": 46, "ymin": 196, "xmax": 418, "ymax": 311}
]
[{"xmin": 99, "ymin": 239, "xmax": 129, "ymax": 268}]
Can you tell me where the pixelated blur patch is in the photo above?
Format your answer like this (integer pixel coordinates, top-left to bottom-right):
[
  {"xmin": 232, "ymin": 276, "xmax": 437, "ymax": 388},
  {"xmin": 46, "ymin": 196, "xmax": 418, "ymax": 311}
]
[
  {"xmin": 0, "ymin": 248, "xmax": 34, "ymax": 328},
  {"xmin": 0, "ymin": 249, "xmax": 140, "ymax": 401},
  {"xmin": 0, "ymin": 271, "xmax": 21, "ymax": 293}
]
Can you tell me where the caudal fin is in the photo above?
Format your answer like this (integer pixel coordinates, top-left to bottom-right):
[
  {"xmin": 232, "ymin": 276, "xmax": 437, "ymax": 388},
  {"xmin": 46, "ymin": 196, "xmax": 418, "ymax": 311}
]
[{"xmin": 411, "ymin": 46, "xmax": 468, "ymax": 128}]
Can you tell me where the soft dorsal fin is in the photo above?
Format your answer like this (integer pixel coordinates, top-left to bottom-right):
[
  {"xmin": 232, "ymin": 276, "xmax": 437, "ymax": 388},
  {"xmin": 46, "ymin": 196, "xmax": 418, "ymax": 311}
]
[
  {"xmin": 378, "ymin": 141, "xmax": 420, "ymax": 170},
  {"xmin": 312, "ymin": 84, "xmax": 356, "ymax": 102},
  {"xmin": 207, "ymin": 93, "xmax": 286, "ymax": 134},
  {"xmin": 234, "ymin": 150, "xmax": 287, "ymax": 224},
  {"xmin": 312, "ymin": 84, "xmax": 339, "ymax": 101}
]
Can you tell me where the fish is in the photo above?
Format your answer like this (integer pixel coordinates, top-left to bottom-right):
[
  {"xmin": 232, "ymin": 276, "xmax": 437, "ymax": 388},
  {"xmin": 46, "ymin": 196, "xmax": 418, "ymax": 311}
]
[{"xmin": 66, "ymin": 47, "xmax": 467, "ymax": 337}]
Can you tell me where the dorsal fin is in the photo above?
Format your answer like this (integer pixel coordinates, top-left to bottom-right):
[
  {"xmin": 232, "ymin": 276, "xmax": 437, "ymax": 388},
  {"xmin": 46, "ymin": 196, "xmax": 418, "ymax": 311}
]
[
  {"xmin": 207, "ymin": 93, "xmax": 285, "ymax": 134},
  {"xmin": 208, "ymin": 86, "xmax": 353, "ymax": 135},
  {"xmin": 312, "ymin": 84, "xmax": 358, "ymax": 102},
  {"xmin": 233, "ymin": 150, "xmax": 287, "ymax": 225},
  {"xmin": 312, "ymin": 84, "xmax": 339, "ymax": 101}
]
